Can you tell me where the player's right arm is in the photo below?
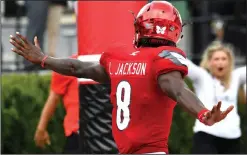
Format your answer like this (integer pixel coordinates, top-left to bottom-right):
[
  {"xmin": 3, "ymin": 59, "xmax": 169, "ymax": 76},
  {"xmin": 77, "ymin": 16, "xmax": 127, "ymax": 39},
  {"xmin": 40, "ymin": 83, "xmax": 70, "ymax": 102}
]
[{"xmin": 9, "ymin": 33, "xmax": 109, "ymax": 83}]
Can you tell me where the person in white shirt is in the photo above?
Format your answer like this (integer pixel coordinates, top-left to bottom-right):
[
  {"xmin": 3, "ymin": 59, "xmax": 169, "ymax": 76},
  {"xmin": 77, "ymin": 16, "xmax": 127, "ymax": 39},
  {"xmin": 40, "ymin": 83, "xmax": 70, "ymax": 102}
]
[{"xmin": 187, "ymin": 41, "xmax": 246, "ymax": 154}]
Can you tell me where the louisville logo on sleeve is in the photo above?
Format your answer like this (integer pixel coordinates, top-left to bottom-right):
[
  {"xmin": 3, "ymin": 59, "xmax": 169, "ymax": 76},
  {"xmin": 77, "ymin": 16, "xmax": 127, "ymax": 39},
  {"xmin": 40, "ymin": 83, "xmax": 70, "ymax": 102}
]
[{"xmin": 158, "ymin": 50, "xmax": 188, "ymax": 66}]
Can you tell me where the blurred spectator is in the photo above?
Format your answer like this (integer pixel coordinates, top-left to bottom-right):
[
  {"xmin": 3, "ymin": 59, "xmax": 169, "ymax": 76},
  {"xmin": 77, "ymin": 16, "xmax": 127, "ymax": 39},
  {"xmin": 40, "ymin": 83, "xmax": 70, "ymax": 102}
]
[
  {"xmin": 1, "ymin": 43, "xmax": 3, "ymax": 70},
  {"xmin": 47, "ymin": 1, "xmax": 67, "ymax": 57},
  {"xmin": 244, "ymin": 84, "xmax": 246, "ymax": 101},
  {"xmin": 24, "ymin": 1, "xmax": 67, "ymax": 69},
  {"xmin": 72, "ymin": 1, "xmax": 78, "ymax": 16},
  {"xmin": 186, "ymin": 42, "xmax": 246, "ymax": 154},
  {"xmin": 34, "ymin": 55, "xmax": 79, "ymax": 154},
  {"xmin": 238, "ymin": 84, "xmax": 246, "ymax": 105},
  {"xmin": 210, "ymin": 15, "xmax": 243, "ymax": 60},
  {"xmin": 211, "ymin": 16, "xmax": 225, "ymax": 42},
  {"xmin": 25, "ymin": 1, "xmax": 48, "ymax": 53}
]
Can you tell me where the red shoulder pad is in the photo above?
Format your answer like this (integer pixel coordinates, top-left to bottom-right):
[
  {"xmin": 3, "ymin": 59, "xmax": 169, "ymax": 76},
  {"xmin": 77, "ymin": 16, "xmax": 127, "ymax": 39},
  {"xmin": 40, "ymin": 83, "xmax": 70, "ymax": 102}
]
[{"xmin": 152, "ymin": 46, "xmax": 188, "ymax": 80}]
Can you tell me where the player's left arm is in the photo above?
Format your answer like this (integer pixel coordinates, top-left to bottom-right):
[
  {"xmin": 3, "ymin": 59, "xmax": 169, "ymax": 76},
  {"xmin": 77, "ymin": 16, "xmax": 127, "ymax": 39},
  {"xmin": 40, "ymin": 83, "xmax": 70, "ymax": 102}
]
[
  {"xmin": 158, "ymin": 71, "xmax": 234, "ymax": 126},
  {"xmin": 158, "ymin": 71, "xmax": 205, "ymax": 117},
  {"xmin": 153, "ymin": 48, "xmax": 233, "ymax": 125}
]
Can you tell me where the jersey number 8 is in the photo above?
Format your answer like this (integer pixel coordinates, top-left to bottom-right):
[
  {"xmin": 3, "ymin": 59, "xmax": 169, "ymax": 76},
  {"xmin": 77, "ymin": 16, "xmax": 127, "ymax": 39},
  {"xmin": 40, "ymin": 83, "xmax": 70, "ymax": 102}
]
[{"xmin": 116, "ymin": 81, "xmax": 131, "ymax": 130}]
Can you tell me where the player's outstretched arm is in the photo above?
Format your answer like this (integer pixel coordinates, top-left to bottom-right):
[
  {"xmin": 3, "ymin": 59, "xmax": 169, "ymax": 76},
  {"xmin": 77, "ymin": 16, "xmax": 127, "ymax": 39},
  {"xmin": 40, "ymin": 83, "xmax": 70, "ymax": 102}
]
[
  {"xmin": 9, "ymin": 32, "xmax": 109, "ymax": 83},
  {"xmin": 158, "ymin": 71, "xmax": 234, "ymax": 126}
]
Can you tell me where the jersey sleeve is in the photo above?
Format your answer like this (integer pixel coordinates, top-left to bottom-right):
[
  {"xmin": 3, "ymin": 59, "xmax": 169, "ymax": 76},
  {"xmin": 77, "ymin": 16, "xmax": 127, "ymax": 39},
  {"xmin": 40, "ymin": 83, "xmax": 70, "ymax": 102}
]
[
  {"xmin": 152, "ymin": 49, "xmax": 188, "ymax": 80},
  {"xmin": 100, "ymin": 43, "xmax": 129, "ymax": 67}
]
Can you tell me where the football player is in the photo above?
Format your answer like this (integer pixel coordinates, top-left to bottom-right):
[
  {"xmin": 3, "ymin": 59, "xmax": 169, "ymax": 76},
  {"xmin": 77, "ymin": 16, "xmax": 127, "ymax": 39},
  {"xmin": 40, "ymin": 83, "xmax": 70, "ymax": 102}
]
[{"xmin": 9, "ymin": 1, "xmax": 234, "ymax": 154}]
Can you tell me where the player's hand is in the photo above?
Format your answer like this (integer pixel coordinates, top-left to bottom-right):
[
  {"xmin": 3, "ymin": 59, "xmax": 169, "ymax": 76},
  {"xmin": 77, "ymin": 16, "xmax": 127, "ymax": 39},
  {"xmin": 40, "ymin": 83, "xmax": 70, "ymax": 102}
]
[
  {"xmin": 202, "ymin": 101, "xmax": 234, "ymax": 126},
  {"xmin": 34, "ymin": 128, "xmax": 51, "ymax": 149},
  {"xmin": 9, "ymin": 32, "xmax": 45, "ymax": 64}
]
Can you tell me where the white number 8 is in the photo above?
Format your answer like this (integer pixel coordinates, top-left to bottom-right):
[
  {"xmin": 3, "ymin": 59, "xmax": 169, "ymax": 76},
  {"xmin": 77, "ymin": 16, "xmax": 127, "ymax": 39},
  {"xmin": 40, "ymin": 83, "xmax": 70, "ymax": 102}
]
[{"xmin": 116, "ymin": 81, "xmax": 131, "ymax": 130}]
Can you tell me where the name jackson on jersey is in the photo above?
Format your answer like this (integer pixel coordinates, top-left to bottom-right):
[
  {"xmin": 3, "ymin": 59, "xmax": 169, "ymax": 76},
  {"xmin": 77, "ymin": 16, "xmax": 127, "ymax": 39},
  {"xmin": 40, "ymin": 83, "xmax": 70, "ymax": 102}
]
[{"xmin": 109, "ymin": 62, "xmax": 147, "ymax": 76}]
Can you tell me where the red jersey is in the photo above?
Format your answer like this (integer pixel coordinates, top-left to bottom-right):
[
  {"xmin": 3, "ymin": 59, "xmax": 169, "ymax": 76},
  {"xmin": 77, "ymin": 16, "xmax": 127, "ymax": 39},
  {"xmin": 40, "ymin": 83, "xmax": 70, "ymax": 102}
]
[
  {"xmin": 100, "ymin": 45, "xmax": 188, "ymax": 154},
  {"xmin": 51, "ymin": 55, "xmax": 79, "ymax": 137}
]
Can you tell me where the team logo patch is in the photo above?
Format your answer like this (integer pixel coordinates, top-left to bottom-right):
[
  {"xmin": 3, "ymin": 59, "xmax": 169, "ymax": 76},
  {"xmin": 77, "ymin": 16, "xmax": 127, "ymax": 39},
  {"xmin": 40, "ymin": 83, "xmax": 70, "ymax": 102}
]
[
  {"xmin": 169, "ymin": 26, "xmax": 175, "ymax": 32},
  {"xmin": 158, "ymin": 50, "xmax": 188, "ymax": 66},
  {"xmin": 156, "ymin": 26, "xmax": 166, "ymax": 34},
  {"xmin": 144, "ymin": 23, "xmax": 153, "ymax": 29}
]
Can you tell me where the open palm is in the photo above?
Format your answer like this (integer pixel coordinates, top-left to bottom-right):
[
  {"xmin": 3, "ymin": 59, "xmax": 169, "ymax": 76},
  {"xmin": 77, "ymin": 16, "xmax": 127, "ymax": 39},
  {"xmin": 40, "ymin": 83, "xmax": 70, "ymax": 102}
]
[
  {"xmin": 202, "ymin": 101, "xmax": 234, "ymax": 126},
  {"xmin": 9, "ymin": 32, "xmax": 45, "ymax": 64}
]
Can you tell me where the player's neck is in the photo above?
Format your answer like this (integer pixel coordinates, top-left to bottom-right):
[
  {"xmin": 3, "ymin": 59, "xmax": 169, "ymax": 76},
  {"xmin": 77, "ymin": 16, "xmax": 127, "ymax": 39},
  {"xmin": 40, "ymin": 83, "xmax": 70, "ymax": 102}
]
[
  {"xmin": 140, "ymin": 44, "xmax": 176, "ymax": 48},
  {"xmin": 138, "ymin": 38, "xmax": 176, "ymax": 48}
]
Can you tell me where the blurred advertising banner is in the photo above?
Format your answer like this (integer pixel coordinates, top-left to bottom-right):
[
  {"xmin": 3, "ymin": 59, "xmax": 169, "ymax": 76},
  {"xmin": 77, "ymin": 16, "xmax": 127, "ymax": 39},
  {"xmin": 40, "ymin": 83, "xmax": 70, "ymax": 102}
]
[{"xmin": 76, "ymin": 1, "xmax": 146, "ymax": 153}]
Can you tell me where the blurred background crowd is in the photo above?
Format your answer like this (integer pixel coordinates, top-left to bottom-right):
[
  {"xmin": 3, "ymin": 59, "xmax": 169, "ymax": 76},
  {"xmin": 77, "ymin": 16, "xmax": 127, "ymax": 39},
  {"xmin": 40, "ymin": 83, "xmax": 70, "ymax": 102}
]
[{"xmin": 1, "ymin": 0, "xmax": 246, "ymax": 154}]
